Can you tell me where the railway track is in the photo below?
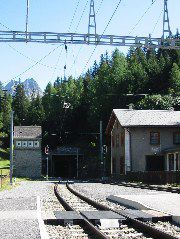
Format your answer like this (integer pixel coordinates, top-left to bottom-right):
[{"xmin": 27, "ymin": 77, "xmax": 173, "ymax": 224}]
[
  {"xmin": 109, "ymin": 181, "xmax": 180, "ymax": 194},
  {"xmin": 47, "ymin": 182, "xmax": 180, "ymax": 239}
]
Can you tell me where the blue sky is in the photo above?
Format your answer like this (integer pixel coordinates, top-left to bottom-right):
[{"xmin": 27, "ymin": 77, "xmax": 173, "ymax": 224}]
[{"xmin": 0, "ymin": 0, "xmax": 179, "ymax": 90}]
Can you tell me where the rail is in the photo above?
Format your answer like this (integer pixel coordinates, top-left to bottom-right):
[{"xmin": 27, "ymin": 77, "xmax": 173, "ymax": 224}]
[{"xmin": 66, "ymin": 182, "xmax": 179, "ymax": 239}]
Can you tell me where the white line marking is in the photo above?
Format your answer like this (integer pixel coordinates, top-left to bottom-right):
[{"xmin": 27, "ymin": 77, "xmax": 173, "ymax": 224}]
[{"xmin": 37, "ymin": 196, "xmax": 49, "ymax": 239}]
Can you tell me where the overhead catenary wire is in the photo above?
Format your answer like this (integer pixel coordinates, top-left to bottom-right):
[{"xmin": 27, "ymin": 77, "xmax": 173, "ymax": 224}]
[
  {"xmin": 50, "ymin": 0, "xmax": 82, "ymax": 82},
  {"xmin": 0, "ymin": 19, "xmax": 59, "ymax": 70},
  {"xmin": 68, "ymin": 0, "xmax": 81, "ymax": 33},
  {"xmin": 151, "ymin": 9, "xmax": 164, "ymax": 35},
  {"xmin": 10, "ymin": 44, "xmax": 64, "ymax": 81},
  {"xmin": 128, "ymin": 0, "xmax": 157, "ymax": 35},
  {"xmin": 69, "ymin": 0, "xmax": 105, "ymax": 75},
  {"xmin": 82, "ymin": 0, "xmax": 123, "ymax": 74},
  {"xmin": 7, "ymin": 43, "xmax": 60, "ymax": 70},
  {"xmin": 74, "ymin": 0, "xmax": 90, "ymax": 33}
]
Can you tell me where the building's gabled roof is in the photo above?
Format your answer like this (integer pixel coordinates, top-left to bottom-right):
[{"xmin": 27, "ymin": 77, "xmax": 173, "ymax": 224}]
[
  {"xmin": 106, "ymin": 109, "xmax": 180, "ymax": 135},
  {"xmin": 14, "ymin": 126, "xmax": 42, "ymax": 139}
]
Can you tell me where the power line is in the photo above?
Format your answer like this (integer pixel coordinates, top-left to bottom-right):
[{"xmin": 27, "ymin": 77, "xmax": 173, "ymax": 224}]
[
  {"xmin": 7, "ymin": 43, "xmax": 60, "ymax": 70},
  {"xmin": 51, "ymin": 0, "xmax": 83, "ymax": 82},
  {"xmin": 151, "ymin": 9, "xmax": 164, "ymax": 35},
  {"xmin": 74, "ymin": 0, "xmax": 89, "ymax": 32},
  {"xmin": 128, "ymin": 0, "xmax": 157, "ymax": 35},
  {"xmin": 68, "ymin": 0, "xmax": 81, "ymax": 33},
  {"xmin": 52, "ymin": 0, "xmax": 91, "ymax": 81},
  {"xmin": 69, "ymin": 0, "xmax": 105, "ymax": 75},
  {"xmin": 0, "ymin": 19, "xmax": 60, "ymax": 70},
  {"xmin": 10, "ymin": 44, "xmax": 63, "ymax": 81},
  {"xmin": 96, "ymin": 0, "xmax": 104, "ymax": 15},
  {"xmin": 82, "ymin": 0, "xmax": 123, "ymax": 73}
]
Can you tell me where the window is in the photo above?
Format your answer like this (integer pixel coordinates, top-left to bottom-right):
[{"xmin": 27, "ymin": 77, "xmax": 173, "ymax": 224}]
[
  {"xmin": 150, "ymin": 132, "xmax": 160, "ymax": 145},
  {"xmin": 173, "ymin": 132, "xmax": 180, "ymax": 144},
  {"xmin": 175, "ymin": 153, "xmax": 180, "ymax": 171},
  {"xmin": 28, "ymin": 141, "xmax": 33, "ymax": 148},
  {"xmin": 22, "ymin": 141, "xmax": 27, "ymax": 147},
  {"xmin": 16, "ymin": 141, "xmax": 21, "ymax": 147},
  {"xmin": 34, "ymin": 141, "xmax": 39, "ymax": 148}
]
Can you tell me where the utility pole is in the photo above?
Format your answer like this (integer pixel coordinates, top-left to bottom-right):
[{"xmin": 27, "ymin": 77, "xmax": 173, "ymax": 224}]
[
  {"xmin": 100, "ymin": 121, "xmax": 103, "ymax": 179},
  {"xmin": 76, "ymin": 148, "xmax": 79, "ymax": 179},
  {"xmin": 10, "ymin": 111, "xmax": 14, "ymax": 185},
  {"xmin": 45, "ymin": 145, "xmax": 49, "ymax": 180}
]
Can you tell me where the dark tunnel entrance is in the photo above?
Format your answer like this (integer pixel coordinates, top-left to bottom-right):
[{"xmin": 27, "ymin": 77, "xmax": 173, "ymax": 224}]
[
  {"xmin": 52, "ymin": 155, "xmax": 77, "ymax": 178},
  {"xmin": 50, "ymin": 148, "xmax": 83, "ymax": 179}
]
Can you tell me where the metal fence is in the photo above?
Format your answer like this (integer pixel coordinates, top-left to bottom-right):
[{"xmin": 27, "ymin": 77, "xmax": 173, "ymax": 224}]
[
  {"xmin": 126, "ymin": 171, "xmax": 180, "ymax": 184},
  {"xmin": 0, "ymin": 168, "xmax": 10, "ymax": 188}
]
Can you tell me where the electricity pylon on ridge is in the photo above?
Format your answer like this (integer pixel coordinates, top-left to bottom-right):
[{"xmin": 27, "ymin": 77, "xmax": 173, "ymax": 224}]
[
  {"xmin": 88, "ymin": 0, "xmax": 97, "ymax": 41},
  {"xmin": 163, "ymin": 0, "xmax": 172, "ymax": 40}
]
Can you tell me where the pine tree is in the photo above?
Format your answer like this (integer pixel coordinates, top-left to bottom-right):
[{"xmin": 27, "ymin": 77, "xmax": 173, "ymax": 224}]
[
  {"xmin": 1, "ymin": 92, "xmax": 12, "ymax": 133},
  {"xmin": 169, "ymin": 63, "xmax": 180, "ymax": 94},
  {"xmin": 28, "ymin": 94, "xmax": 45, "ymax": 125},
  {"xmin": 12, "ymin": 84, "xmax": 30, "ymax": 125}
]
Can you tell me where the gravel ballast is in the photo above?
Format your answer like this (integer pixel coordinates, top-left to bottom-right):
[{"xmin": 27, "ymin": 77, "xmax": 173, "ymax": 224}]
[{"xmin": 72, "ymin": 182, "xmax": 180, "ymax": 216}]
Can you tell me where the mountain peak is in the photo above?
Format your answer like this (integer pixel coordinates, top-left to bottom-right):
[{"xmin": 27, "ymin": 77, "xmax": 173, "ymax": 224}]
[{"xmin": 4, "ymin": 78, "xmax": 43, "ymax": 98}]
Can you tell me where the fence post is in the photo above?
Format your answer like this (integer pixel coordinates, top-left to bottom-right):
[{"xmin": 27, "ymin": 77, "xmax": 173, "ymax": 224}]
[{"xmin": 1, "ymin": 169, "xmax": 2, "ymax": 188}]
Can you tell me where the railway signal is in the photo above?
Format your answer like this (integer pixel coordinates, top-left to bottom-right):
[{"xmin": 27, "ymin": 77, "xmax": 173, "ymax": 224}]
[{"xmin": 45, "ymin": 145, "xmax": 49, "ymax": 180}]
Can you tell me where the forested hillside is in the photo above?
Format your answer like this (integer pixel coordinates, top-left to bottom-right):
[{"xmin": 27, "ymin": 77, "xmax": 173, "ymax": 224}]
[{"xmin": 0, "ymin": 47, "xmax": 180, "ymax": 147}]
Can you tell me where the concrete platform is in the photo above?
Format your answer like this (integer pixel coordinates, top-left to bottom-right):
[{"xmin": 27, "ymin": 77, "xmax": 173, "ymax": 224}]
[
  {"xmin": 54, "ymin": 211, "xmax": 83, "ymax": 220},
  {"xmin": 107, "ymin": 193, "xmax": 180, "ymax": 223},
  {"xmin": 50, "ymin": 211, "xmax": 83, "ymax": 225},
  {"xmin": 117, "ymin": 209, "xmax": 158, "ymax": 221},
  {"xmin": 80, "ymin": 211, "xmax": 125, "ymax": 220},
  {"xmin": 80, "ymin": 211, "xmax": 125, "ymax": 228}
]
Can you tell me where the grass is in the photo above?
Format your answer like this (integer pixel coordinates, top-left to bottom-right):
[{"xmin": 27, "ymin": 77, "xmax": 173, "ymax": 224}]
[
  {"xmin": 0, "ymin": 148, "xmax": 10, "ymax": 176},
  {"xmin": 0, "ymin": 148, "xmax": 10, "ymax": 160},
  {"xmin": 0, "ymin": 177, "xmax": 32, "ymax": 191}
]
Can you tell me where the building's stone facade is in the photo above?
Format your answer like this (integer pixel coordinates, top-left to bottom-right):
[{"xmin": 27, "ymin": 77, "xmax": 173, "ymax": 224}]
[{"xmin": 13, "ymin": 126, "xmax": 42, "ymax": 178}]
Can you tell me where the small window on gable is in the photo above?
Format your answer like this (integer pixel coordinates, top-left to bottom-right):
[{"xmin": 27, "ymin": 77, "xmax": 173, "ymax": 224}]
[
  {"xmin": 150, "ymin": 132, "xmax": 160, "ymax": 145},
  {"xmin": 16, "ymin": 141, "xmax": 21, "ymax": 147},
  {"xmin": 34, "ymin": 141, "xmax": 39, "ymax": 148},
  {"xmin": 22, "ymin": 141, "xmax": 27, "ymax": 147},
  {"xmin": 28, "ymin": 141, "xmax": 33, "ymax": 148},
  {"xmin": 173, "ymin": 132, "xmax": 180, "ymax": 144}
]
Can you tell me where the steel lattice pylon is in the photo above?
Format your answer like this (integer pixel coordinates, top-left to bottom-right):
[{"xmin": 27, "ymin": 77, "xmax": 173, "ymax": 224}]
[
  {"xmin": 88, "ymin": 0, "xmax": 96, "ymax": 37},
  {"xmin": 163, "ymin": 0, "xmax": 172, "ymax": 39}
]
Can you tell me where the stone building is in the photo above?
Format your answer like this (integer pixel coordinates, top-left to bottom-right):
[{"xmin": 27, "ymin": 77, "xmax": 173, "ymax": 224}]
[{"xmin": 13, "ymin": 126, "xmax": 42, "ymax": 178}]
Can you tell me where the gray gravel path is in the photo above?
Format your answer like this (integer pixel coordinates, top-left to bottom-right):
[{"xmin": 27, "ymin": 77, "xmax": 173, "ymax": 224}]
[
  {"xmin": 0, "ymin": 180, "xmax": 53, "ymax": 239},
  {"xmin": 0, "ymin": 220, "xmax": 40, "ymax": 239},
  {"xmin": 73, "ymin": 182, "xmax": 167, "ymax": 200},
  {"xmin": 0, "ymin": 181, "xmax": 53, "ymax": 199}
]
